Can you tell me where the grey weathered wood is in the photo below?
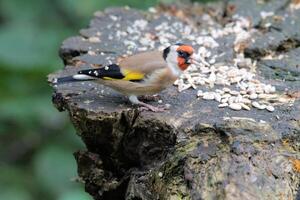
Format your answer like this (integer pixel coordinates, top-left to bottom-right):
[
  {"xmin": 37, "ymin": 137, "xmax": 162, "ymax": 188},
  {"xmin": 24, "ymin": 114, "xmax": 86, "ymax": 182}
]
[{"xmin": 49, "ymin": 1, "xmax": 300, "ymax": 199}]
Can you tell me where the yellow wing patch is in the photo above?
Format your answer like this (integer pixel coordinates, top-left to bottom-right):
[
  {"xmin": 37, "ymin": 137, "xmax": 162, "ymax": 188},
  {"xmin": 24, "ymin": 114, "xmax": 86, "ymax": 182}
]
[
  {"xmin": 122, "ymin": 69, "xmax": 144, "ymax": 81},
  {"xmin": 102, "ymin": 69, "xmax": 144, "ymax": 81}
]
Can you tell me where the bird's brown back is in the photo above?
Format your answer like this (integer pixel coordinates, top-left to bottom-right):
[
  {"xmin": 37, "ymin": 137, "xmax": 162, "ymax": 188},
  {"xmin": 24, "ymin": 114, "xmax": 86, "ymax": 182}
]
[{"xmin": 119, "ymin": 50, "xmax": 167, "ymax": 75}]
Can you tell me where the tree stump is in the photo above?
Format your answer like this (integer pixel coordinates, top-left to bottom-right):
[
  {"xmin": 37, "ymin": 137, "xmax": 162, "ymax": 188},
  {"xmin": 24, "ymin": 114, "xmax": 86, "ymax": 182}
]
[{"xmin": 48, "ymin": 1, "xmax": 300, "ymax": 199}]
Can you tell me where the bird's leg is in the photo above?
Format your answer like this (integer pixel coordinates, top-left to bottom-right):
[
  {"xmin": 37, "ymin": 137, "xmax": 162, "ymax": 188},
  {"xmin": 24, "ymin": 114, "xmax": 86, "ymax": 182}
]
[
  {"xmin": 138, "ymin": 94, "xmax": 161, "ymax": 102},
  {"xmin": 129, "ymin": 95, "xmax": 167, "ymax": 112}
]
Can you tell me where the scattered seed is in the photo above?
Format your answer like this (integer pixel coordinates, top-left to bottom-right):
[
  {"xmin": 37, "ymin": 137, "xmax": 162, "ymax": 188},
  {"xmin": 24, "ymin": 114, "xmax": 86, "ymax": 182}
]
[
  {"xmin": 252, "ymin": 102, "xmax": 266, "ymax": 110},
  {"xmin": 203, "ymin": 92, "xmax": 215, "ymax": 100},
  {"xmin": 252, "ymin": 101, "xmax": 261, "ymax": 108},
  {"xmin": 214, "ymin": 93, "xmax": 222, "ymax": 102},
  {"xmin": 259, "ymin": 104, "xmax": 267, "ymax": 109},
  {"xmin": 222, "ymin": 93, "xmax": 231, "ymax": 99},
  {"xmin": 241, "ymin": 98, "xmax": 251, "ymax": 104},
  {"xmin": 256, "ymin": 88, "xmax": 264, "ymax": 94},
  {"xmin": 197, "ymin": 90, "xmax": 204, "ymax": 97},
  {"xmin": 223, "ymin": 88, "xmax": 231, "ymax": 93},
  {"xmin": 215, "ymin": 89, "xmax": 224, "ymax": 94},
  {"xmin": 221, "ymin": 97, "xmax": 229, "ymax": 103},
  {"xmin": 230, "ymin": 90, "xmax": 240, "ymax": 96},
  {"xmin": 258, "ymin": 94, "xmax": 268, "ymax": 99},
  {"xmin": 240, "ymin": 90, "xmax": 247, "ymax": 95},
  {"xmin": 165, "ymin": 104, "xmax": 171, "ymax": 109},
  {"xmin": 241, "ymin": 103, "xmax": 251, "ymax": 111},
  {"xmin": 158, "ymin": 172, "xmax": 163, "ymax": 177},
  {"xmin": 88, "ymin": 51, "xmax": 96, "ymax": 55},
  {"xmin": 266, "ymin": 105, "xmax": 275, "ymax": 112},
  {"xmin": 228, "ymin": 97, "xmax": 236, "ymax": 104},
  {"xmin": 249, "ymin": 93, "xmax": 258, "ymax": 100},
  {"xmin": 229, "ymin": 103, "xmax": 242, "ymax": 110},
  {"xmin": 88, "ymin": 37, "xmax": 100, "ymax": 43},
  {"xmin": 218, "ymin": 103, "xmax": 228, "ymax": 108}
]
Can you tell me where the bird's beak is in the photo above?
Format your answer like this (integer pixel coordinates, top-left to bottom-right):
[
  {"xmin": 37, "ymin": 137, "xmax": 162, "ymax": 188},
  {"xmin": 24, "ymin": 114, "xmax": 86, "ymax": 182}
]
[
  {"xmin": 186, "ymin": 58, "xmax": 192, "ymax": 64},
  {"xmin": 186, "ymin": 56, "xmax": 194, "ymax": 65}
]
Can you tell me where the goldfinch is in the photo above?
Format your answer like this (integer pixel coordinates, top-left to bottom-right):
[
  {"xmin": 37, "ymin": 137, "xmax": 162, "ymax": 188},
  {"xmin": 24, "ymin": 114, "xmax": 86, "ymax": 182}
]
[{"xmin": 54, "ymin": 43, "xmax": 195, "ymax": 112}]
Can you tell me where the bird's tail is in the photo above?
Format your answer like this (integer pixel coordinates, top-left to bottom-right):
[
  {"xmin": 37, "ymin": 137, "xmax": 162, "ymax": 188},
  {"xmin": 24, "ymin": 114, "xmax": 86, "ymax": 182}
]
[{"xmin": 53, "ymin": 74, "xmax": 96, "ymax": 85}]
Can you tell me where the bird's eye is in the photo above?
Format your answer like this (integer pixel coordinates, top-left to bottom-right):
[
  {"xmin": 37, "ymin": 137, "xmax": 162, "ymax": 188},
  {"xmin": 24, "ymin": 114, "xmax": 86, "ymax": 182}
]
[
  {"xmin": 178, "ymin": 51, "xmax": 185, "ymax": 57},
  {"xmin": 178, "ymin": 51, "xmax": 191, "ymax": 59}
]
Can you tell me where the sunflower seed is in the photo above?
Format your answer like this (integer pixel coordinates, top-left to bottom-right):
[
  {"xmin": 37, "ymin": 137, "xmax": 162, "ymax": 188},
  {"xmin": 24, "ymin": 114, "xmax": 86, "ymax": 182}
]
[
  {"xmin": 241, "ymin": 103, "xmax": 251, "ymax": 111},
  {"xmin": 229, "ymin": 103, "xmax": 242, "ymax": 110},
  {"xmin": 266, "ymin": 105, "xmax": 275, "ymax": 112},
  {"xmin": 197, "ymin": 90, "xmax": 204, "ymax": 97},
  {"xmin": 230, "ymin": 90, "xmax": 240, "ymax": 96},
  {"xmin": 214, "ymin": 93, "xmax": 222, "ymax": 102},
  {"xmin": 221, "ymin": 97, "xmax": 229, "ymax": 103},
  {"xmin": 252, "ymin": 102, "xmax": 266, "ymax": 110},
  {"xmin": 218, "ymin": 103, "xmax": 228, "ymax": 108},
  {"xmin": 203, "ymin": 92, "xmax": 215, "ymax": 100},
  {"xmin": 223, "ymin": 88, "xmax": 231, "ymax": 93},
  {"xmin": 249, "ymin": 93, "xmax": 258, "ymax": 100}
]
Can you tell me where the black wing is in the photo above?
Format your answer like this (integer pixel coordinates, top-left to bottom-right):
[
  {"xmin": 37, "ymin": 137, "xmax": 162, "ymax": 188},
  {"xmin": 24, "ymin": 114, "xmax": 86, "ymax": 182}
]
[{"xmin": 78, "ymin": 64, "xmax": 125, "ymax": 79}]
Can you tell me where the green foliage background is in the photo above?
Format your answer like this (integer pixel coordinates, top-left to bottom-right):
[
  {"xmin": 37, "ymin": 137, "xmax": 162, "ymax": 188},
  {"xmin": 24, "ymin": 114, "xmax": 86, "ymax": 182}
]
[{"xmin": 0, "ymin": 0, "xmax": 214, "ymax": 199}]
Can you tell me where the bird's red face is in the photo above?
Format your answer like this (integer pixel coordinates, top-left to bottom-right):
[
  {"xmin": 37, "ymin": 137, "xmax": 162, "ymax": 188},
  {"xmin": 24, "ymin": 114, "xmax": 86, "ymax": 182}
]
[{"xmin": 176, "ymin": 45, "xmax": 194, "ymax": 71}]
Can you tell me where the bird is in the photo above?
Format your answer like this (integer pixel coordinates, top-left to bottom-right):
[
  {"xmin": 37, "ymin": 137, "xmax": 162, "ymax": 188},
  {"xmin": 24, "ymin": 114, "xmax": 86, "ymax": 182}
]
[{"xmin": 54, "ymin": 43, "xmax": 196, "ymax": 112}]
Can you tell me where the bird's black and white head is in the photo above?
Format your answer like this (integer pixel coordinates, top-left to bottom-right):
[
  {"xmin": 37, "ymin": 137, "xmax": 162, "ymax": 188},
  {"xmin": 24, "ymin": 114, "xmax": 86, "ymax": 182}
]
[{"xmin": 163, "ymin": 43, "xmax": 194, "ymax": 74}]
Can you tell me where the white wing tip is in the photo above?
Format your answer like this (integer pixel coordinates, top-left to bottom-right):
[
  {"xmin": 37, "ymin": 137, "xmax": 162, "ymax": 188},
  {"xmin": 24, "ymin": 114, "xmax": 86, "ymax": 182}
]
[
  {"xmin": 73, "ymin": 74, "xmax": 94, "ymax": 80},
  {"xmin": 52, "ymin": 78, "xmax": 58, "ymax": 84}
]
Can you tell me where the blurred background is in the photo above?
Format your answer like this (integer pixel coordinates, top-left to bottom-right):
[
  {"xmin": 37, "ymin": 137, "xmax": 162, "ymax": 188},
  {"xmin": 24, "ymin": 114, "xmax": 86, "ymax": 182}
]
[{"xmin": 0, "ymin": 0, "xmax": 214, "ymax": 199}]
